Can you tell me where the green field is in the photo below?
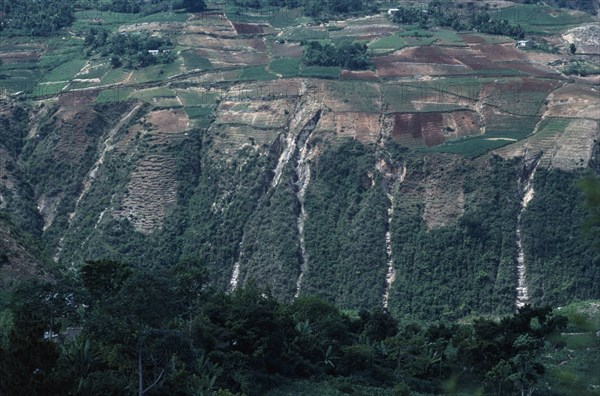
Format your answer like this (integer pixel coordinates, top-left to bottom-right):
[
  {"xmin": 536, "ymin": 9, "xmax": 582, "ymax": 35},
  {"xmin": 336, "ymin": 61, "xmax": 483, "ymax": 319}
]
[
  {"xmin": 43, "ymin": 59, "xmax": 87, "ymax": 82},
  {"xmin": 485, "ymin": 114, "xmax": 539, "ymax": 140},
  {"xmin": 184, "ymin": 106, "xmax": 214, "ymax": 119},
  {"xmin": 76, "ymin": 62, "xmax": 110, "ymax": 80},
  {"xmin": 269, "ymin": 58, "xmax": 301, "ymax": 77},
  {"xmin": 368, "ymin": 34, "xmax": 406, "ymax": 54},
  {"xmin": 100, "ymin": 68, "xmax": 130, "ymax": 85},
  {"xmin": 177, "ymin": 90, "xmax": 218, "ymax": 107},
  {"xmin": 28, "ymin": 82, "xmax": 66, "ymax": 98},
  {"xmin": 325, "ymin": 81, "xmax": 380, "ymax": 113},
  {"xmin": 535, "ymin": 117, "xmax": 572, "ymax": 137},
  {"xmin": 279, "ymin": 26, "xmax": 329, "ymax": 41},
  {"xmin": 301, "ymin": 66, "xmax": 340, "ymax": 79},
  {"xmin": 130, "ymin": 59, "xmax": 183, "ymax": 83},
  {"xmin": 424, "ymin": 135, "xmax": 513, "ymax": 158},
  {"xmin": 490, "ymin": 4, "xmax": 594, "ymax": 33},
  {"xmin": 239, "ymin": 66, "xmax": 277, "ymax": 81},
  {"xmin": 95, "ymin": 87, "xmax": 134, "ymax": 103},
  {"xmin": 182, "ymin": 50, "xmax": 213, "ymax": 71},
  {"xmin": 130, "ymin": 87, "xmax": 176, "ymax": 102}
]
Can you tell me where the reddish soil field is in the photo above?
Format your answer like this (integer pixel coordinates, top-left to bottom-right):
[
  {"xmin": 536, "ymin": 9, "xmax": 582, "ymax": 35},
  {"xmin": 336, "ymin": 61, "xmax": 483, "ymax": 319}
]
[
  {"xmin": 374, "ymin": 58, "xmax": 469, "ymax": 78},
  {"xmin": 392, "ymin": 112, "xmax": 445, "ymax": 147},
  {"xmin": 460, "ymin": 34, "xmax": 486, "ymax": 45},
  {"xmin": 341, "ymin": 70, "xmax": 379, "ymax": 81},
  {"xmin": 232, "ymin": 23, "xmax": 264, "ymax": 35},
  {"xmin": 393, "ymin": 47, "xmax": 463, "ymax": 65},
  {"xmin": 453, "ymin": 51, "xmax": 502, "ymax": 71}
]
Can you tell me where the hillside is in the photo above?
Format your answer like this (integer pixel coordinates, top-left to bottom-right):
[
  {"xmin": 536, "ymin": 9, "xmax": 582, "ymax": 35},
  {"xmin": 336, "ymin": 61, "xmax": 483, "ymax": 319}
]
[
  {"xmin": 0, "ymin": 0, "xmax": 599, "ymax": 394},
  {"xmin": 0, "ymin": 0, "xmax": 598, "ymax": 318}
]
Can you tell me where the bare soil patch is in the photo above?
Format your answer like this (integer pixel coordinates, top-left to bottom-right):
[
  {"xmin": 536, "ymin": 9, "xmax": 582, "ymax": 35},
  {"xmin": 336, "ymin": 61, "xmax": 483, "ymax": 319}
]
[
  {"xmin": 0, "ymin": 50, "xmax": 40, "ymax": 64},
  {"xmin": 146, "ymin": 109, "xmax": 189, "ymax": 134},
  {"xmin": 271, "ymin": 41, "xmax": 303, "ymax": 58},
  {"xmin": 232, "ymin": 22, "xmax": 264, "ymax": 35},
  {"xmin": 460, "ymin": 34, "xmax": 486, "ymax": 45},
  {"xmin": 58, "ymin": 90, "xmax": 98, "ymax": 107},
  {"xmin": 341, "ymin": 70, "xmax": 379, "ymax": 81},
  {"xmin": 196, "ymin": 48, "xmax": 269, "ymax": 67},
  {"xmin": 545, "ymin": 83, "xmax": 600, "ymax": 118}
]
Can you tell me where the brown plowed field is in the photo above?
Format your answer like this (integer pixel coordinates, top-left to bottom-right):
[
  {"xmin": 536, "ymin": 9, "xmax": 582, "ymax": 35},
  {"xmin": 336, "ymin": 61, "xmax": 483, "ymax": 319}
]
[
  {"xmin": 393, "ymin": 46, "xmax": 463, "ymax": 65},
  {"xmin": 232, "ymin": 23, "xmax": 264, "ymax": 34},
  {"xmin": 392, "ymin": 112, "xmax": 445, "ymax": 147},
  {"xmin": 341, "ymin": 70, "xmax": 379, "ymax": 81},
  {"xmin": 477, "ymin": 44, "xmax": 528, "ymax": 62},
  {"xmin": 460, "ymin": 34, "xmax": 487, "ymax": 44}
]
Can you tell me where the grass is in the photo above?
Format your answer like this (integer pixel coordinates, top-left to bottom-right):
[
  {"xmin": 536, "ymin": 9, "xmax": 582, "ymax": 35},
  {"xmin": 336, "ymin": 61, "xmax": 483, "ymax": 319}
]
[
  {"xmin": 239, "ymin": 66, "xmax": 277, "ymax": 81},
  {"xmin": 301, "ymin": 66, "xmax": 340, "ymax": 79},
  {"xmin": 368, "ymin": 34, "xmax": 407, "ymax": 54},
  {"xmin": 382, "ymin": 83, "xmax": 470, "ymax": 113},
  {"xmin": 490, "ymin": 4, "xmax": 594, "ymax": 34},
  {"xmin": 535, "ymin": 118, "xmax": 571, "ymax": 138},
  {"xmin": 423, "ymin": 135, "xmax": 513, "ymax": 158},
  {"xmin": 270, "ymin": 8, "xmax": 307, "ymax": 29},
  {"xmin": 130, "ymin": 59, "xmax": 183, "ymax": 83},
  {"xmin": 432, "ymin": 29, "xmax": 467, "ymax": 46},
  {"xmin": 541, "ymin": 301, "xmax": 600, "ymax": 396},
  {"xmin": 95, "ymin": 87, "xmax": 134, "ymax": 103},
  {"xmin": 44, "ymin": 60, "xmax": 87, "ymax": 82},
  {"xmin": 181, "ymin": 51, "xmax": 213, "ymax": 71},
  {"xmin": 423, "ymin": 114, "xmax": 538, "ymax": 158},
  {"xmin": 279, "ymin": 26, "xmax": 329, "ymax": 42},
  {"xmin": 177, "ymin": 90, "xmax": 218, "ymax": 107},
  {"xmin": 130, "ymin": 87, "xmax": 176, "ymax": 102},
  {"xmin": 100, "ymin": 68, "xmax": 130, "ymax": 85},
  {"xmin": 184, "ymin": 106, "xmax": 214, "ymax": 119},
  {"xmin": 325, "ymin": 81, "xmax": 380, "ymax": 113},
  {"xmin": 27, "ymin": 82, "xmax": 66, "ymax": 98},
  {"xmin": 0, "ymin": 68, "xmax": 40, "ymax": 94},
  {"xmin": 136, "ymin": 11, "xmax": 190, "ymax": 23},
  {"xmin": 73, "ymin": 10, "xmax": 141, "ymax": 28},
  {"xmin": 76, "ymin": 62, "xmax": 110, "ymax": 80},
  {"xmin": 269, "ymin": 58, "xmax": 301, "ymax": 77},
  {"xmin": 484, "ymin": 115, "xmax": 539, "ymax": 140}
]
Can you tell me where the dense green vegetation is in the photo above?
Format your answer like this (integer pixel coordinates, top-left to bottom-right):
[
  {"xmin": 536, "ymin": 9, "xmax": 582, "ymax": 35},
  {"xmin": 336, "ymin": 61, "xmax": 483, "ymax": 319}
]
[
  {"xmin": 84, "ymin": 28, "xmax": 175, "ymax": 68},
  {"xmin": 391, "ymin": 1, "xmax": 525, "ymax": 38},
  {"xmin": 0, "ymin": 259, "xmax": 577, "ymax": 395},
  {"xmin": 0, "ymin": 0, "xmax": 74, "ymax": 36},
  {"xmin": 522, "ymin": 169, "xmax": 600, "ymax": 306},
  {"xmin": 303, "ymin": 41, "xmax": 372, "ymax": 70}
]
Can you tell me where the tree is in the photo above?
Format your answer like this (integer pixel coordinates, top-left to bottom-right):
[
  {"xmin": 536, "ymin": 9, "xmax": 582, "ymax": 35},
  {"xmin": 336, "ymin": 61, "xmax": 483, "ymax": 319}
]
[
  {"xmin": 579, "ymin": 174, "xmax": 600, "ymax": 242},
  {"xmin": 569, "ymin": 43, "xmax": 577, "ymax": 54},
  {"xmin": 183, "ymin": 0, "xmax": 207, "ymax": 12}
]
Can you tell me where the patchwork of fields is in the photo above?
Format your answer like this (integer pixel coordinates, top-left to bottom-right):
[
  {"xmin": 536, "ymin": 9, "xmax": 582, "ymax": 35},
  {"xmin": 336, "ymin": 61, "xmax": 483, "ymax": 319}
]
[{"xmin": 0, "ymin": 2, "xmax": 597, "ymax": 161}]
